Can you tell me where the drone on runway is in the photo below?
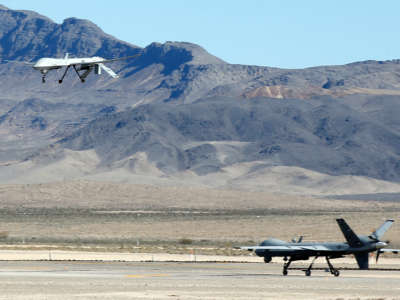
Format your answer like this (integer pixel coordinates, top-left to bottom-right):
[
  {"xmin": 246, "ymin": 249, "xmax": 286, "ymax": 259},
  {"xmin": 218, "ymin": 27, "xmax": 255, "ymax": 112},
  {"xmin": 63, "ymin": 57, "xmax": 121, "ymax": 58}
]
[{"xmin": 238, "ymin": 218, "xmax": 400, "ymax": 277}]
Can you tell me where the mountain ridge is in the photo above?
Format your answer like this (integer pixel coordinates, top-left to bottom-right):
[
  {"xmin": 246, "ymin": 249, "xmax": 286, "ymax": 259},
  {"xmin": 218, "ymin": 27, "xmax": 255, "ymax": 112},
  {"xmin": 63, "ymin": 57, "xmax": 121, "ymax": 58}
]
[
  {"xmin": 0, "ymin": 5, "xmax": 140, "ymax": 61},
  {"xmin": 0, "ymin": 6, "xmax": 400, "ymax": 196}
]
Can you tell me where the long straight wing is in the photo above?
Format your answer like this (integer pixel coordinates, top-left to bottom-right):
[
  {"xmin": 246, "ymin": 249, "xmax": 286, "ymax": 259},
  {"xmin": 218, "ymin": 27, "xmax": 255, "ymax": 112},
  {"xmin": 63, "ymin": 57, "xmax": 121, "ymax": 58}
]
[
  {"xmin": 239, "ymin": 246, "xmax": 303, "ymax": 250},
  {"xmin": 64, "ymin": 53, "xmax": 142, "ymax": 67},
  {"xmin": 3, "ymin": 60, "xmax": 35, "ymax": 66},
  {"xmin": 380, "ymin": 248, "xmax": 400, "ymax": 254},
  {"xmin": 100, "ymin": 53, "xmax": 142, "ymax": 64},
  {"xmin": 238, "ymin": 245, "xmax": 331, "ymax": 251}
]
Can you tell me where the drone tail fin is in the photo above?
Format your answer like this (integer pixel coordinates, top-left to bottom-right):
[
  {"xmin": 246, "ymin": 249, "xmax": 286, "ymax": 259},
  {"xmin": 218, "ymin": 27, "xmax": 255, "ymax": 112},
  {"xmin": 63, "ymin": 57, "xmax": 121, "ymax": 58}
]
[
  {"xmin": 354, "ymin": 252, "xmax": 369, "ymax": 269},
  {"xmin": 336, "ymin": 219, "xmax": 364, "ymax": 248},
  {"xmin": 371, "ymin": 220, "xmax": 394, "ymax": 240},
  {"xmin": 99, "ymin": 63, "xmax": 119, "ymax": 79}
]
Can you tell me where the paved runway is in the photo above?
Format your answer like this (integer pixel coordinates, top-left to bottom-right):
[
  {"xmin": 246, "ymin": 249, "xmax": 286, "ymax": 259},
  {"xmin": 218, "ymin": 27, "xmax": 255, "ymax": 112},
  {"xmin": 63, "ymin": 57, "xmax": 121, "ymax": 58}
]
[{"xmin": 0, "ymin": 261, "xmax": 399, "ymax": 299}]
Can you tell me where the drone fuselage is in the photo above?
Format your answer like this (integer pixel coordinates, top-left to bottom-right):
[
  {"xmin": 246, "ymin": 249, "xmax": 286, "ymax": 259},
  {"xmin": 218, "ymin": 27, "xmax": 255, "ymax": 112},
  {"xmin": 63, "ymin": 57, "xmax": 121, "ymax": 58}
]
[{"xmin": 33, "ymin": 56, "xmax": 106, "ymax": 71}]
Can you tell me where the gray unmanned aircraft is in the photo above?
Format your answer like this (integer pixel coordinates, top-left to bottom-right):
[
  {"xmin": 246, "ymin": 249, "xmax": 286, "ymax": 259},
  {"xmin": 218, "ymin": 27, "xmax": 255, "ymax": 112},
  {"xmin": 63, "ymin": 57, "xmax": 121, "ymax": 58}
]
[
  {"xmin": 239, "ymin": 218, "xmax": 400, "ymax": 277},
  {"xmin": 32, "ymin": 53, "xmax": 141, "ymax": 83}
]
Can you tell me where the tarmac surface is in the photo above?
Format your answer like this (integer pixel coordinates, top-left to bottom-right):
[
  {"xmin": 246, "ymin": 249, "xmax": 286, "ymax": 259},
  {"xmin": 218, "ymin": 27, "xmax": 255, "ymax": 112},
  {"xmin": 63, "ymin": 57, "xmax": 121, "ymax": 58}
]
[{"xmin": 0, "ymin": 261, "xmax": 399, "ymax": 299}]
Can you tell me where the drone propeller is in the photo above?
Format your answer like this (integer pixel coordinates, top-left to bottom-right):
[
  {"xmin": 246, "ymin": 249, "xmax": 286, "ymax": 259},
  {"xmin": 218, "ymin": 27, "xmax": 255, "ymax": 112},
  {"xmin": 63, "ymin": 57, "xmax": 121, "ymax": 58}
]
[
  {"xmin": 376, "ymin": 240, "xmax": 390, "ymax": 263},
  {"xmin": 376, "ymin": 250, "xmax": 381, "ymax": 263}
]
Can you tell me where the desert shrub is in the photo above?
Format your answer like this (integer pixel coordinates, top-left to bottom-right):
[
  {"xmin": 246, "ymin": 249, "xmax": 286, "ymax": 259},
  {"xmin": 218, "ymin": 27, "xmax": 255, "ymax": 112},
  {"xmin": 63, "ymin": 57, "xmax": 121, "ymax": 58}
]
[
  {"xmin": 178, "ymin": 238, "xmax": 193, "ymax": 245},
  {"xmin": 0, "ymin": 231, "xmax": 9, "ymax": 239}
]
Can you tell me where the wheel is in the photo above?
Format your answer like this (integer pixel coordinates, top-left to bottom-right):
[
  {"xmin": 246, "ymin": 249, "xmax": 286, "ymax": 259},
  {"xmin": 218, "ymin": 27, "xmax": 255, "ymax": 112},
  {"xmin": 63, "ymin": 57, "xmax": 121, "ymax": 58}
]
[
  {"xmin": 305, "ymin": 270, "xmax": 311, "ymax": 276},
  {"xmin": 283, "ymin": 269, "xmax": 288, "ymax": 276},
  {"xmin": 58, "ymin": 80, "xmax": 62, "ymax": 84},
  {"xmin": 333, "ymin": 270, "xmax": 340, "ymax": 277},
  {"xmin": 264, "ymin": 256, "xmax": 272, "ymax": 263}
]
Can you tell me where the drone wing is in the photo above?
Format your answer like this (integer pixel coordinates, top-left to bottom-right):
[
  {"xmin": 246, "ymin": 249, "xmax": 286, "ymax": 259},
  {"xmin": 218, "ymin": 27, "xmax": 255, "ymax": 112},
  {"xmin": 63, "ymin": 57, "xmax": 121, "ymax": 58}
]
[
  {"xmin": 237, "ymin": 245, "xmax": 331, "ymax": 251},
  {"xmin": 3, "ymin": 59, "xmax": 35, "ymax": 66},
  {"xmin": 100, "ymin": 53, "xmax": 142, "ymax": 64},
  {"xmin": 379, "ymin": 248, "xmax": 400, "ymax": 254}
]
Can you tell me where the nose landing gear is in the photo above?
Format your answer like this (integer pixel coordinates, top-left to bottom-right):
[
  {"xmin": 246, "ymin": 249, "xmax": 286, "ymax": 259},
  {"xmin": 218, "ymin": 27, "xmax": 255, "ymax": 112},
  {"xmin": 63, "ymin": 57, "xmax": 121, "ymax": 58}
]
[{"xmin": 40, "ymin": 70, "xmax": 48, "ymax": 83}]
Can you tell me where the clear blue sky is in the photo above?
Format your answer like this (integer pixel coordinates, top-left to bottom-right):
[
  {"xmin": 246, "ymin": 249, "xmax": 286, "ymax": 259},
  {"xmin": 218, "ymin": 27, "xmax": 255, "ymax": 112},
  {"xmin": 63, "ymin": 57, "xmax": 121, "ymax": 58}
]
[{"xmin": 2, "ymin": 1, "xmax": 399, "ymax": 68}]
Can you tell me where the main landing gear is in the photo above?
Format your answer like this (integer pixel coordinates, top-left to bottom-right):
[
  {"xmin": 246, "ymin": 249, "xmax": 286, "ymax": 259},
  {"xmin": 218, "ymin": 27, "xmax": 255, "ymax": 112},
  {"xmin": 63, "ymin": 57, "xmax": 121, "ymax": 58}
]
[
  {"xmin": 58, "ymin": 65, "xmax": 91, "ymax": 84},
  {"xmin": 58, "ymin": 65, "xmax": 71, "ymax": 84},
  {"xmin": 282, "ymin": 256, "xmax": 340, "ymax": 277},
  {"xmin": 303, "ymin": 256, "xmax": 319, "ymax": 276},
  {"xmin": 282, "ymin": 257, "xmax": 293, "ymax": 276},
  {"xmin": 325, "ymin": 256, "xmax": 340, "ymax": 277}
]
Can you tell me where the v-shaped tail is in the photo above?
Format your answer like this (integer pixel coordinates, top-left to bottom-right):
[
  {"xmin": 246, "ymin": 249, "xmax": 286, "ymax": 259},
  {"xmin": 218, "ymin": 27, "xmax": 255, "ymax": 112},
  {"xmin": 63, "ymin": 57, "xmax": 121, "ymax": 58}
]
[{"xmin": 336, "ymin": 219, "xmax": 364, "ymax": 248}]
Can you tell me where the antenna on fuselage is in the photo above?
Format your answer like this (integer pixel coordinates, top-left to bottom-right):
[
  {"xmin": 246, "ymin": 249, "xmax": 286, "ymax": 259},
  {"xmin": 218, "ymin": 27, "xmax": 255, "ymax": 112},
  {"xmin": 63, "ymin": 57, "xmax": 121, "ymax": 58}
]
[{"xmin": 291, "ymin": 236, "xmax": 303, "ymax": 243}]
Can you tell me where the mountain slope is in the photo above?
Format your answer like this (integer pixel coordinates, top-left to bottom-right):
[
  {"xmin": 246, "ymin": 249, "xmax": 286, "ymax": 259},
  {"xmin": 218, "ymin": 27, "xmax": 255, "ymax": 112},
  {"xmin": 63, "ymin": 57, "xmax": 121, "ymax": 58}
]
[
  {"xmin": 0, "ymin": 5, "xmax": 140, "ymax": 60},
  {"xmin": 3, "ymin": 95, "xmax": 400, "ymax": 195},
  {"xmin": 2, "ymin": 4, "xmax": 400, "ymax": 107},
  {"xmin": 57, "ymin": 96, "xmax": 400, "ymax": 181},
  {"xmin": 0, "ymin": 6, "xmax": 400, "ymax": 196}
]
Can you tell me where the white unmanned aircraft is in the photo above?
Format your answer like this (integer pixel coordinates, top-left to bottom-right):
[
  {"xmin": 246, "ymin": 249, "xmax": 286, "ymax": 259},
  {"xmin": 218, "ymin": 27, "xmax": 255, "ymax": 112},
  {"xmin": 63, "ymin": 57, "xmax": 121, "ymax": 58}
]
[{"xmin": 32, "ymin": 53, "xmax": 141, "ymax": 83}]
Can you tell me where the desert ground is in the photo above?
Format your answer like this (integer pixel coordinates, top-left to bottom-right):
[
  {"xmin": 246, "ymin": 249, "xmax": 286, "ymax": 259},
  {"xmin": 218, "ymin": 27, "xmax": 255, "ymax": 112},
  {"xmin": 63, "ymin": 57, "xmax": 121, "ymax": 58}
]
[
  {"xmin": 0, "ymin": 261, "xmax": 400, "ymax": 300},
  {"xmin": 0, "ymin": 181, "xmax": 399, "ymax": 253},
  {"xmin": 0, "ymin": 181, "xmax": 399, "ymax": 300}
]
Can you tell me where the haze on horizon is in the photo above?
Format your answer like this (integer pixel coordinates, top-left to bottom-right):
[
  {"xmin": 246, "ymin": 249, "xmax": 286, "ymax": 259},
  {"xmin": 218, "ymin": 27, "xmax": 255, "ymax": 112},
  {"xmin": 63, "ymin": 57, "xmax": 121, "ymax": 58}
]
[{"xmin": 1, "ymin": 0, "xmax": 399, "ymax": 69}]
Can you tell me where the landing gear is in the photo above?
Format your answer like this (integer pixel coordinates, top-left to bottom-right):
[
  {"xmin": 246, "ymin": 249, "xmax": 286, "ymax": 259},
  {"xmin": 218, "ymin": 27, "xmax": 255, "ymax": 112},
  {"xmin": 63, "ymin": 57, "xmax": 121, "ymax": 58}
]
[
  {"xmin": 264, "ymin": 256, "xmax": 272, "ymax": 263},
  {"xmin": 326, "ymin": 257, "xmax": 340, "ymax": 277},
  {"xmin": 282, "ymin": 257, "xmax": 293, "ymax": 276},
  {"xmin": 58, "ymin": 65, "xmax": 71, "ymax": 84},
  {"xmin": 57, "ymin": 65, "xmax": 90, "ymax": 84},
  {"xmin": 303, "ymin": 256, "xmax": 319, "ymax": 277},
  {"xmin": 40, "ymin": 70, "xmax": 48, "ymax": 83},
  {"xmin": 282, "ymin": 256, "xmax": 340, "ymax": 277},
  {"xmin": 73, "ymin": 65, "xmax": 91, "ymax": 83}
]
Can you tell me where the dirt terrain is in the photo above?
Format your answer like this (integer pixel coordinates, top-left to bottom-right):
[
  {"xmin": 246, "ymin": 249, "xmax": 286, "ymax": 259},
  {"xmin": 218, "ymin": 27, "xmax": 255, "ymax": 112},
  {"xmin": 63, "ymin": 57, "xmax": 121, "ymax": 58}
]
[
  {"xmin": 0, "ymin": 182, "xmax": 399, "ymax": 300},
  {"xmin": 1, "ymin": 261, "xmax": 400, "ymax": 300},
  {"xmin": 0, "ymin": 181, "xmax": 399, "ymax": 253}
]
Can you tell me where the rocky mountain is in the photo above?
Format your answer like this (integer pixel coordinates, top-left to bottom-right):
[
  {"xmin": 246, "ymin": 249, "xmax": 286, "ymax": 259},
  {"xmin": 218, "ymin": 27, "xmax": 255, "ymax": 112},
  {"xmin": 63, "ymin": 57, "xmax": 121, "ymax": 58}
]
[
  {"xmin": 0, "ymin": 98, "xmax": 113, "ymax": 161},
  {"xmin": 1, "ymin": 5, "xmax": 400, "ymax": 196},
  {"xmin": 56, "ymin": 95, "xmax": 400, "ymax": 182},
  {"xmin": 0, "ymin": 5, "xmax": 140, "ymax": 60}
]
